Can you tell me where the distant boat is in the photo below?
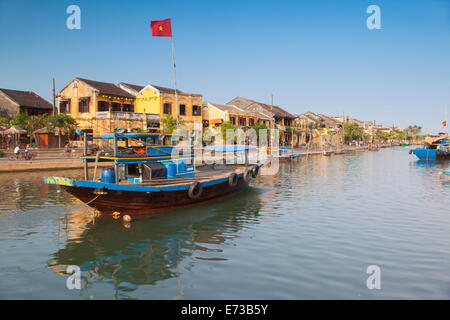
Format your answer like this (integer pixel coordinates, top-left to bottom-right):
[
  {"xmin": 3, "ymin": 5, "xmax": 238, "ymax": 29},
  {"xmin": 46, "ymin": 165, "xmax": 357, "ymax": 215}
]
[
  {"xmin": 410, "ymin": 136, "xmax": 450, "ymax": 161},
  {"xmin": 267, "ymin": 147, "xmax": 305, "ymax": 162}
]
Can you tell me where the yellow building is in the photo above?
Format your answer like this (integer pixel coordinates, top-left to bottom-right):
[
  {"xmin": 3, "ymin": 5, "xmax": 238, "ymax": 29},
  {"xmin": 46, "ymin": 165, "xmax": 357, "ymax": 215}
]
[
  {"xmin": 293, "ymin": 116, "xmax": 308, "ymax": 146},
  {"xmin": 58, "ymin": 78, "xmax": 157, "ymax": 135},
  {"xmin": 119, "ymin": 83, "xmax": 203, "ymax": 133}
]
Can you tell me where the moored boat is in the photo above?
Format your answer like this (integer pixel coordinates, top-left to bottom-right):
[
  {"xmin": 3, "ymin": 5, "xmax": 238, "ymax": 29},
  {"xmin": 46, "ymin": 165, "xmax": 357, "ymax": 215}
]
[
  {"xmin": 44, "ymin": 163, "xmax": 260, "ymax": 215},
  {"xmin": 43, "ymin": 131, "xmax": 261, "ymax": 215},
  {"xmin": 267, "ymin": 147, "xmax": 305, "ymax": 162},
  {"xmin": 410, "ymin": 136, "xmax": 450, "ymax": 161}
]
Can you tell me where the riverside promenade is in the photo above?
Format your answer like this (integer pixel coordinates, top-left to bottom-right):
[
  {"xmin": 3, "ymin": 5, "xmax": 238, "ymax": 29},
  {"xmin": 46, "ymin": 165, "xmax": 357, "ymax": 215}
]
[
  {"xmin": 0, "ymin": 145, "xmax": 388, "ymax": 173},
  {"xmin": 0, "ymin": 157, "xmax": 112, "ymax": 173}
]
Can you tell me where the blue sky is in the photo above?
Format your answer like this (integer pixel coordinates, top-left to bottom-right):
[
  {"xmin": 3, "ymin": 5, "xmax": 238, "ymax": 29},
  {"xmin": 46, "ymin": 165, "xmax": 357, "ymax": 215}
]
[{"xmin": 0, "ymin": 0, "xmax": 449, "ymax": 133}]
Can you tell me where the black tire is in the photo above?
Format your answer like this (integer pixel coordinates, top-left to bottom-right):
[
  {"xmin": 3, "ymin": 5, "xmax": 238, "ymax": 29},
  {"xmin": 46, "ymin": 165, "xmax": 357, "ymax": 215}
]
[
  {"xmin": 228, "ymin": 173, "xmax": 238, "ymax": 187},
  {"xmin": 188, "ymin": 182, "xmax": 203, "ymax": 199},
  {"xmin": 252, "ymin": 165, "xmax": 260, "ymax": 178},
  {"xmin": 243, "ymin": 168, "xmax": 253, "ymax": 182}
]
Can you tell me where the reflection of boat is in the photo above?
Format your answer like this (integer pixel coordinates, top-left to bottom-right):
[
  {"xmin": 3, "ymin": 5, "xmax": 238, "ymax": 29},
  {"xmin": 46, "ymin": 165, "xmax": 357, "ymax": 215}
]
[
  {"xmin": 44, "ymin": 132, "xmax": 261, "ymax": 215},
  {"xmin": 440, "ymin": 170, "xmax": 450, "ymax": 180},
  {"xmin": 410, "ymin": 136, "xmax": 450, "ymax": 161},
  {"xmin": 48, "ymin": 188, "xmax": 263, "ymax": 298}
]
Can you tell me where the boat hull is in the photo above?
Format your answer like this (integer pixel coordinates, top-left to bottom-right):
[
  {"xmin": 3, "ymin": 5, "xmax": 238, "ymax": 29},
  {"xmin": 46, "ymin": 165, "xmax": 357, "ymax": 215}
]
[
  {"xmin": 63, "ymin": 177, "xmax": 250, "ymax": 215},
  {"xmin": 411, "ymin": 148, "xmax": 450, "ymax": 161}
]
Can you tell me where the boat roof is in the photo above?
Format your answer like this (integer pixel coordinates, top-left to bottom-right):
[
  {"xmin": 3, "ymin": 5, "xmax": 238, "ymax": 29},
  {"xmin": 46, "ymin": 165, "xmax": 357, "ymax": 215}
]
[
  {"xmin": 101, "ymin": 133, "xmax": 176, "ymax": 140},
  {"xmin": 202, "ymin": 145, "xmax": 257, "ymax": 152},
  {"xmin": 424, "ymin": 136, "xmax": 450, "ymax": 144},
  {"xmin": 80, "ymin": 154, "xmax": 193, "ymax": 164}
]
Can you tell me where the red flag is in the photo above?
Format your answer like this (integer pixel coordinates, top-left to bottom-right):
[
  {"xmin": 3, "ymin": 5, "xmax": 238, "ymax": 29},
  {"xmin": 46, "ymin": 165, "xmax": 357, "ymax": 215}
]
[
  {"xmin": 443, "ymin": 121, "xmax": 447, "ymax": 127},
  {"xmin": 150, "ymin": 19, "xmax": 172, "ymax": 37}
]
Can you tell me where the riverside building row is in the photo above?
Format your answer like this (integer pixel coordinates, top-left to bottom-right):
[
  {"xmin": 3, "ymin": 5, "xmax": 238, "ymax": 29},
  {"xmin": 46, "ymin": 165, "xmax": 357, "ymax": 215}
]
[{"xmin": 1, "ymin": 78, "xmax": 399, "ymax": 147}]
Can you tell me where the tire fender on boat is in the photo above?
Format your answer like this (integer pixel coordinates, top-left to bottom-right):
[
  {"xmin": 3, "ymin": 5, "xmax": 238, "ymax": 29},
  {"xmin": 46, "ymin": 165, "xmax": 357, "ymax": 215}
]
[
  {"xmin": 243, "ymin": 168, "xmax": 253, "ymax": 182},
  {"xmin": 188, "ymin": 182, "xmax": 203, "ymax": 199},
  {"xmin": 228, "ymin": 173, "xmax": 238, "ymax": 187},
  {"xmin": 252, "ymin": 165, "xmax": 260, "ymax": 178},
  {"xmin": 408, "ymin": 149, "xmax": 412, "ymax": 154}
]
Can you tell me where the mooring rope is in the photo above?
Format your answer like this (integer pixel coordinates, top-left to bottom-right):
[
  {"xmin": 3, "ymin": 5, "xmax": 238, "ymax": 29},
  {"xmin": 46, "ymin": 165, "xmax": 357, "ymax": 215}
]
[{"xmin": 84, "ymin": 194, "xmax": 101, "ymax": 205}]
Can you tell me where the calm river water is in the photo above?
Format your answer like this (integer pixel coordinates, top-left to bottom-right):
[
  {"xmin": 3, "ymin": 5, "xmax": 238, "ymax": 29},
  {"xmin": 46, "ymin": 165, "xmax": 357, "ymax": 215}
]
[{"xmin": 0, "ymin": 147, "xmax": 449, "ymax": 299}]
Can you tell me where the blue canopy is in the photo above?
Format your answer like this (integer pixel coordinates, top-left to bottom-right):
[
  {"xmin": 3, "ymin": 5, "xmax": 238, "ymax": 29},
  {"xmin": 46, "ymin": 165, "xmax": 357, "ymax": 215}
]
[
  {"xmin": 101, "ymin": 133, "xmax": 175, "ymax": 140},
  {"xmin": 203, "ymin": 145, "xmax": 257, "ymax": 152}
]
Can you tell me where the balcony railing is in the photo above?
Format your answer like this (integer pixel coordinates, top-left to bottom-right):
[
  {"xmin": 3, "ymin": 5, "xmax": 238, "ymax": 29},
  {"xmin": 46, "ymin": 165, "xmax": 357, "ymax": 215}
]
[{"xmin": 95, "ymin": 112, "xmax": 159, "ymax": 121}]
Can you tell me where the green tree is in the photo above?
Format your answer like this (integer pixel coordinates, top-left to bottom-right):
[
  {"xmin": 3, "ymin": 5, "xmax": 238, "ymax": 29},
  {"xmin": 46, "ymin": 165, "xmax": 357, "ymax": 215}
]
[
  {"xmin": 252, "ymin": 121, "xmax": 269, "ymax": 143},
  {"xmin": 26, "ymin": 115, "xmax": 47, "ymax": 135},
  {"xmin": 47, "ymin": 114, "xmax": 77, "ymax": 147},
  {"xmin": 405, "ymin": 125, "xmax": 422, "ymax": 140},
  {"xmin": 343, "ymin": 123, "xmax": 365, "ymax": 142},
  {"xmin": 219, "ymin": 121, "xmax": 238, "ymax": 141},
  {"xmin": 11, "ymin": 111, "xmax": 30, "ymax": 129},
  {"xmin": 392, "ymin": 130, "xmax": 406, "ymax": 141},
  {"xmin": 0, "ymin": 117, "xmax": 10, "ymax": 127},
  {"xmin": 160, "ymin": 115, "xmax": 184, "ymax": 134},
  {"xmin": 375, "ymin": 130, "xmax": 390, "ymax": 142}
]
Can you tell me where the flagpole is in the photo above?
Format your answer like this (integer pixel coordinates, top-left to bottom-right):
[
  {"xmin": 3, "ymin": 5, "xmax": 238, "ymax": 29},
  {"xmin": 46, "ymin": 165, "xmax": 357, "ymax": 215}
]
[{"xmin": 171, "ymin": 36, "xmax": 179, "ymax": 127}]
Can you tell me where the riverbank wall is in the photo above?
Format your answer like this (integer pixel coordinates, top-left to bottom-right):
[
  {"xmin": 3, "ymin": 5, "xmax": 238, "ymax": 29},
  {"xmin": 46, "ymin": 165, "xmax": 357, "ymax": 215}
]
[{"xmin": 0, "ymin": 159, "xmax": 111, "ymax": 173}]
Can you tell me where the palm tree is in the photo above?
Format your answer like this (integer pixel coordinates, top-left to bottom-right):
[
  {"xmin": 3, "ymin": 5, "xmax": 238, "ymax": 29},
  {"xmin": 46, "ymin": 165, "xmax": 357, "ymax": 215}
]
[
  {"xmin": 405, "ymin": 125, "xmax": 422, "ymax": 141},
  {"xmin": 47, "ymin": 114, "xmax": 77, "ymax": 148}
]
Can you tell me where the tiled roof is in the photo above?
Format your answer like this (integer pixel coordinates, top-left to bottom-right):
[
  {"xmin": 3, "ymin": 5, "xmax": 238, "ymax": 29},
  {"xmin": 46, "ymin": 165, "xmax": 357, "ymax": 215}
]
[
  {"xmin": 228, "ymin": 97, "xmax": 295, "ymax": 119},
  {"xmin": 152, "ymin": 85, "xmax": 202, "ymax": 97},
  {"xmin": 119, "ymin": 82, "xmax": 145, "ymax": 93},
  {"xmin": 0, "ymin": 88, "xmax": 53, "ymax": 109},
  {"xmin": 210, "ymin": 103, "xmax": 271, "ymax": 120},
  {"xmin": 210, "ymin": 103, "xmax": 243, "ymax": 114},
  {"xmin": 76, "ymin": 78, "xmax": 134, "ymax": 98}
]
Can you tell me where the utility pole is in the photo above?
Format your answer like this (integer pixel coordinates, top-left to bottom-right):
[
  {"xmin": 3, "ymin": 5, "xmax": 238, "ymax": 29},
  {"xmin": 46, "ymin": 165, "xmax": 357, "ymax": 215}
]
[{"xmin": 52, "ymin": 78, "xmax": 56, "ymax": 115}]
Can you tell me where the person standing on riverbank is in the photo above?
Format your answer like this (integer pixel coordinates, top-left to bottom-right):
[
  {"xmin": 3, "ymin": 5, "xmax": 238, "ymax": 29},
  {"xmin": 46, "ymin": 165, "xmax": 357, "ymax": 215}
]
[
  {"xmin": 64, "ymin": 142, "xmax": 71, "ymax": 158},
  {"xmin": 13, "ymin": 145, "xmax": 20, "ymax": 159}
]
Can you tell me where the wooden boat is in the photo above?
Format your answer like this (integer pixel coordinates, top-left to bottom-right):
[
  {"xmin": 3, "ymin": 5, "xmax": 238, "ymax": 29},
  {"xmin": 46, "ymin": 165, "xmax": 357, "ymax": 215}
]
[
  {"xmin": 44, "ymin": 163, "xmax": 259, "ymax": 215},
  {"xmin": 43, "ymin": 131, "xmax": 261, "ymax": 215},
  {"xmin": 410, "ymin": 136, "xmax": 450, "ymax": 161}
]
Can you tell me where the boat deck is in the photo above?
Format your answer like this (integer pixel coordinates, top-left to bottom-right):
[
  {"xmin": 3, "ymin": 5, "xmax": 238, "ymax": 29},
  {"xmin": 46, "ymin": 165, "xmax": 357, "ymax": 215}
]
[{"xmin": 120, "ymin": 164, "xmax": 249, "ymax": 187}]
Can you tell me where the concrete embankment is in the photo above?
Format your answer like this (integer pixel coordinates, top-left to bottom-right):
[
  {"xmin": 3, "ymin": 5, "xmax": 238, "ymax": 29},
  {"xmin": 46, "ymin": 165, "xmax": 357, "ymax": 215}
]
[{"xmin": 0, "ymin": 159, "xmax": 111, "ymax": 173}]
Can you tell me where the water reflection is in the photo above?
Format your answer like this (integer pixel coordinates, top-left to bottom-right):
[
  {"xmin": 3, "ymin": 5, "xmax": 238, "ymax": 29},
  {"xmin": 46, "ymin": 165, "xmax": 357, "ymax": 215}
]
[
  {"xmin": 48, "ymin": 187, "xmax": 263, "ymax": 299},
  {"xmin": 2, "ymin": 149, "xmax": 450, "ymax": 299},
  {"xmin": 0, "ymin": 170, "xmax": 83, "ymax": 214}
]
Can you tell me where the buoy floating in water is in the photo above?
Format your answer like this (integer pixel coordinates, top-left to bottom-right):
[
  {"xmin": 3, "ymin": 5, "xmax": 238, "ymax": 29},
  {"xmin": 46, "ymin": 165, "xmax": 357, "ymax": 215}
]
[
  {"xmin": 112, "ymin": 211, "xmax": 121, "ymax": 219},
  {"xmin": 123, "ymin": 215, "xmax": 131, "ymax": 222}
]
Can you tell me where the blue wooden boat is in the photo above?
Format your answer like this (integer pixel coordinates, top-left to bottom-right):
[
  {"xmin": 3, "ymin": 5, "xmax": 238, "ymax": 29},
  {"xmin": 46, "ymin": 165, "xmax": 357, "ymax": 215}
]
[
  {"xmin": 410, "ymin": 136, "xmax": 450, "ymax": 161},
  {"xmin": 44, "ymin": 131, "xmax": 261, "ymax": 215}
]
